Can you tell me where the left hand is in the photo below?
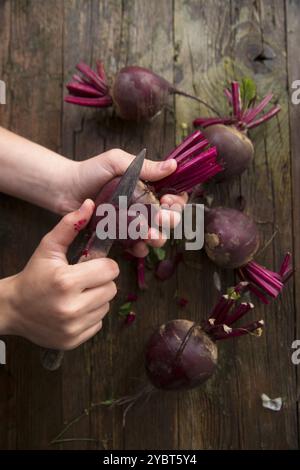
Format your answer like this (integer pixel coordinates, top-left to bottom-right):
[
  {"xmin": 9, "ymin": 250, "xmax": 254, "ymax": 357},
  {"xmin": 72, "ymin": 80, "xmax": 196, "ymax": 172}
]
[{"xmin": 61, "ymin": 148, "xmax": 188, "ymax": 257}]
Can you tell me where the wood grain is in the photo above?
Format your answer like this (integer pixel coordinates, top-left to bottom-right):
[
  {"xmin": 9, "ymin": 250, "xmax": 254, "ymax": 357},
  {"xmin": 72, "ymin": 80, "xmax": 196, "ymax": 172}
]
[
  {"xmin": 0, "ymin": 0, "xmax": 64, "ymax": 450},
  {"xmin": 0, "ymin": 0, "xmax": 299, "ymax": 450}
]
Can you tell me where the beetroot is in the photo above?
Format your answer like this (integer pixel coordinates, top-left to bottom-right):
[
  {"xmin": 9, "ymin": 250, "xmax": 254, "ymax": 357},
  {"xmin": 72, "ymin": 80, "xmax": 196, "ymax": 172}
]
[
  {"xmin": 204, "ymin": 207, "xmax": 293, "ymax": 303},
  {"xmin": 145, "ymin": 283, "xmax": 263, "ymax": 390},
  {"xmin": 65, "ymin": 62, "xmax": 217, "ymax": 121},
  {"xmin": 194, "ymin": 81, "xmax": 280, "ymax": 180},
  {"xmin": 204, "ymin": 207, "xmax": 259, "ymax": 269}
]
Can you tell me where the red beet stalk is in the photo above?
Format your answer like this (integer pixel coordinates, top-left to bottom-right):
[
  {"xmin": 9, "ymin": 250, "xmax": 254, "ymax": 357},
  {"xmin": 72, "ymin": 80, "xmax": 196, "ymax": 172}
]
[
  {"xmin": 152, "ymin": 130, "xmax": 222, "ymax": 194},
  {"xmin": 194, "ymin": 81, "xmax": 280, "ymax": 131}
]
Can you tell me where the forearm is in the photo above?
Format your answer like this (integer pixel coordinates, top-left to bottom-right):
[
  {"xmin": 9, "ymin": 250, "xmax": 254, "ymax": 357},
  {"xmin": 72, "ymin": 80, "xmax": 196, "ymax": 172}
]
[
  {"xmin": 0, "ymin": 127, "xmax": 75, "ymax": 214},
  {"xmin": 0, "ymin": 275, "xmax": 17, "ymax": 335}
]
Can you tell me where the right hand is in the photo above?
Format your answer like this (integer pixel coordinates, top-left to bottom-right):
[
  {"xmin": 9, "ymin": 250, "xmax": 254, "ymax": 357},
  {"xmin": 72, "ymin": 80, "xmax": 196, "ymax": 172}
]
[{"xmin": 6, "ymin": 199, "xmax": 119, "ymax": 350}]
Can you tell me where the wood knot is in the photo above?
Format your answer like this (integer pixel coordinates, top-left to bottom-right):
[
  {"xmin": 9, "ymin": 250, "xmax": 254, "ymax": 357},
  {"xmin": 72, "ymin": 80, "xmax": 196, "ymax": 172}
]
[{"xmin": 226, "ymin": 34, "xmax": 277, "ymax": 74}]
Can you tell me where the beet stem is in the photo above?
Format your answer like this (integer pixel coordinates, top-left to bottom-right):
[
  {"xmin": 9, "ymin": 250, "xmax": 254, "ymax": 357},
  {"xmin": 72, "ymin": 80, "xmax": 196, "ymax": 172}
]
[
  {"xmin": 231, "ymin": 82, "xmax": 242, "ymax": 120},
  {"xmin": 164, "ymin": 130, "xmax": 203, "ymax": 160},
  {"xmin": 173, "ymin": 89, "xmax": 221, "ymax": 116},
  {"xmin": 76, "ymin": 62, "xmax": 108, "ymax": 94},
  {"xmin": 193, "ymin": 117, "xmax": 234, "ymax": 128},
  {"xmin": 213, "ymin": 320, "xmax": 264, "ymax": 340},
  {"xmin": 174, "ymin": 139, "xmax": 210, "ymax": 164},
  {"xmin": 247, "ymin": 106, "xmax": 281, "ymax": 129},
  {"xmin": 225, "ymin": 302, "xmax": 254, "ymax": 326},
  {"xmin": 66, "ymin": 82, "xmax": 104, "ymax": 98},
  {"xmin": 243, "ymin": 94, "xmax": 273, "ymax": 123},
  {"xmin": 64, "ymin": 95, "xmax": 113, "ymax": 107}
]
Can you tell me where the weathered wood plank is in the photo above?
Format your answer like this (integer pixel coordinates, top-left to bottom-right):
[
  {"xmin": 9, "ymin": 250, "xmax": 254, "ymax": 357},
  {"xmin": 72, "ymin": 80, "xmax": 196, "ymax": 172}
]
[
  {"xmin": 60, "ymin": 0, "xmax": 177, "ymax": 450},
  {"xmin": 174, "ymin": 0, "xmax": 297, "ymax": 449},
  {"xmin": 286, "ymin": 0, "xmax": 300, "ymax": 445},
  {"xmin": 112, "ymin": 0, "xmax": 177, "ymax": 450},
  {"xmin": 0, "ymin": 0, "xmax": 64, "ymax": 449},
  {"xmin": 0, "ymin": 0, "xmax": 298, "ymax": 450}
]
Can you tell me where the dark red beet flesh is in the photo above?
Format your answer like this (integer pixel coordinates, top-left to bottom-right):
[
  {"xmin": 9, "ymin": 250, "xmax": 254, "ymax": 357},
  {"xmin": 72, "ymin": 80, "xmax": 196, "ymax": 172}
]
[
  {"xmin": 204, "ymin": 207, "xmax": 260, "ymax": 269},
  {"xmin": 145, "ymin": 320, "xmax": 218, "ymax": 390},
  {"xmin": 202, "ymin": 125, "xmax": 254, "ymax": 181}
]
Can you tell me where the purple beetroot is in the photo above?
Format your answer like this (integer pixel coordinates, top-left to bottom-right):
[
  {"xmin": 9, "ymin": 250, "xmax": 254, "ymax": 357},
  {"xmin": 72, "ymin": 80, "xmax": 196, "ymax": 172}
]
[
  {"xmin": 65, "ymin": 62, "xmax": 216, "ymax": 121},
  {"xmin": 194, "ymin": 81, "xmax": 281, "ymax": 180},
  {"xmin": 145, "ymin": 282, "xmax": 263, "ymax": 390},
  {"xmin": 204, "ymin": 207, "xmax": 293, "ymax": 303}
]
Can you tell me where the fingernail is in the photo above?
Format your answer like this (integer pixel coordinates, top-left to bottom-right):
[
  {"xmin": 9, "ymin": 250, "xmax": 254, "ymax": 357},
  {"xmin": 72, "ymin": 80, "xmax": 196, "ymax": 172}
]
[
  {"xmin": 78, "ymin": 200, "xmax": 87, "ymax": 212},
  {"xmin": 78, "ymin": 199, "xmax": 92, "ymax": 212},
  {"xmin": 159, "ymin": 159, "xmax": 176, "ymax": 172}
]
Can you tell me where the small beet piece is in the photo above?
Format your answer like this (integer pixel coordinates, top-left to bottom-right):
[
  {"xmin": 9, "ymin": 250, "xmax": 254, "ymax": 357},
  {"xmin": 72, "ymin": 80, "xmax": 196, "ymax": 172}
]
[
  {"xmin": 155, "ymin": 253, "xmax": 183, "ymax": 281},
  {"xmin": 194, "ymin": 80, "xmax": 280, "ymax": 180},
  {"xmin": 65, "ymin": 62, "xmax": 217, "ymax": 122}
]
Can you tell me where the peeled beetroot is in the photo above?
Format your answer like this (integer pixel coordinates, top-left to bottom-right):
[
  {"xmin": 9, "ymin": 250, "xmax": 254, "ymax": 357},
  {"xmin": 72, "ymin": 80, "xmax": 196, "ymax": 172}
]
[
  {"xmin": 194, "ymin": 81, "xmax": 280, "ymax": 180},
  {"xmin": 145, "ymin": 283, "xmax": 263, "ymax": 390},
  {"xmin": 65, "ymin": 62, "xmax": 216, "ymax": 121},
  {"xmin": 204, "ymin": 206, "xmax": 292, "ymax": 303}
]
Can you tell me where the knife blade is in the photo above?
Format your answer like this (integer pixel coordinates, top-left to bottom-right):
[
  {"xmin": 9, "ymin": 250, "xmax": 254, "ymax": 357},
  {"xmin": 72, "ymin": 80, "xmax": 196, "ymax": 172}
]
[{"xmin": 77, "ymin": 147, "xmax": 146, "ymax": 262}]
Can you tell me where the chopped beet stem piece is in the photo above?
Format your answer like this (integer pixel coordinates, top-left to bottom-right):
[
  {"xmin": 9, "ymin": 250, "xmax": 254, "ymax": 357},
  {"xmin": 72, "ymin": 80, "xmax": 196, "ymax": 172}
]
[{"xmin": 137, "ymin": 257, "xmax": 147, "ymax": 290}]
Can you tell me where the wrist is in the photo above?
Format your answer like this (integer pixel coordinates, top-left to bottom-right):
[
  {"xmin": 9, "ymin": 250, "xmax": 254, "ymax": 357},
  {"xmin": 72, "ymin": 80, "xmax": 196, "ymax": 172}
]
[
  {"xmin": 53, "ymin": 159, "xmax": 80, "ymax": 215},
  {"xmin": 0, "ymin": 275, "xmax": 19, "ymax": 335}
]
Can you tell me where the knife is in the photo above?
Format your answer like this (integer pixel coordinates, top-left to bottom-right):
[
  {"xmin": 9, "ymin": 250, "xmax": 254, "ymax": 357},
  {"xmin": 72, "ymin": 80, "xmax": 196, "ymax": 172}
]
[{"xmin": 41, "ymin": 148, "xmax": 147, "ymax": 371}]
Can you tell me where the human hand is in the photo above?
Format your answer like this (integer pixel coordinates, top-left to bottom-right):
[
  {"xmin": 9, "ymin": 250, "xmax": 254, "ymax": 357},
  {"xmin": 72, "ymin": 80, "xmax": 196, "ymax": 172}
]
[
  {"xmin": 1, "ymin": 200, "xmax": 119, "ymax": 349},
  {"xmin": 61, "ymin": 149, "xmax": 188, "ymax": 257}
]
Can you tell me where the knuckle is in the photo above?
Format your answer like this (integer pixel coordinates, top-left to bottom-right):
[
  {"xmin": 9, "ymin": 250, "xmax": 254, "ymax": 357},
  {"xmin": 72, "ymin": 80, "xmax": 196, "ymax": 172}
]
[
  {"xmin": 102, "ymin": 259, "xmax": 120, "ymax": 278},
  {"xmin": 53, "ymin": 270, "xmax": 73, "ymax": 292},
  {"xmin": 63, "ymin": 211, "xmax": 74, "ymax": 226},
  {"xmin": 91, "ymin": 321, "xmax": 103, "ymax": 336},
  {"xmin": 55, "ymin": 301, "xmax": 78, "ymax": 320},
  {"xmin": 39, "ymin": 234, "xmax": 50, "ymax": 249},
  {"xmin": 102, "ymin": 303, "xmax": 110, "ymax": 316},
  {"xmin": 109, "ymin": 282, "xmax": 117, "ymax": 299},
  {"xmin": 109, "ymin": 148, "xmax": 123, "ymax": 158},
  {"xmin": 62, "ymin": 322, "xmax": 79, "ymax": 339}
]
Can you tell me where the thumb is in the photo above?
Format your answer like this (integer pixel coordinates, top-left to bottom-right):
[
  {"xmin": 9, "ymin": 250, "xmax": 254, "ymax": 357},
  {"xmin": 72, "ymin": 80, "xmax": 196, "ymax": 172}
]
[
  {"xmin": 41, "ymin": 199, "xmax": 95, "ymax": 256},
  {"xmin": 140, "ymin": 158, "xmax": 177, "ymax": 182}
]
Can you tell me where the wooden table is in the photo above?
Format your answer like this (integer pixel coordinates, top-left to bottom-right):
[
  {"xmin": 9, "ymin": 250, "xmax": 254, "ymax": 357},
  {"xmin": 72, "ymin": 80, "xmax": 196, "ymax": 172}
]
[{"xmin": 0, "ymin": 0, "xmax": 299, "ymax": 450}]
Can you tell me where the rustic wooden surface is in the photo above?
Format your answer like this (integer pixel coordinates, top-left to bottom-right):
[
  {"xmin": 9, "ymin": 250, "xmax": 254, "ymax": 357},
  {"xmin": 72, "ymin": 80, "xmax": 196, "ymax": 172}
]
[{"xmin": 0, "ymin": 0, "xmax": 299, "ymax": 450}]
